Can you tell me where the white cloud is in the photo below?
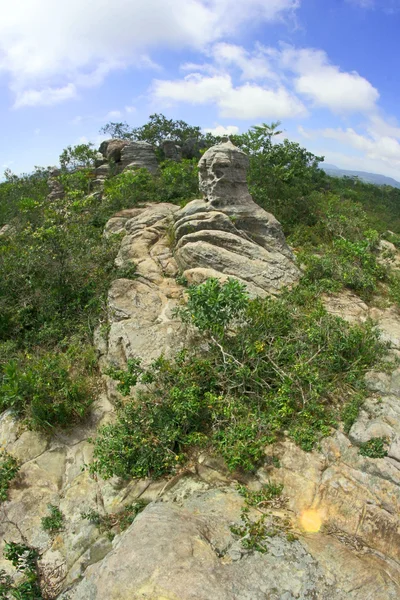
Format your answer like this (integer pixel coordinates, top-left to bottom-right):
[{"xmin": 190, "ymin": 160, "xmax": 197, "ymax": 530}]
[
  {"xmin": 13, "ymin": 83, "xmax": 77, "ymax": 108},
  {"xmin": 298, "ymin": 124, "xmax": 400, "ymax": 178},
  {"xmin": 106, "ymin": 110, "xmax": 123, "ymax": 119},
  {"xmin": 0, "ymin": 0, "xmax": 298, "ymax": 107},
  {"xmin": 277, "ymin": 46, "xmax": 379, "ymax": 113},
  {"xmin": 211, "ymin": 43, "xmax": 277, "ymax": 81},
  {"xmin": 125, "ymin": 106, "xmax": 136, "ymax": 114},
  {"xmin": 203, "ymin": 124, "xmax": 240, "ymax": 136},
  {"xmin": 152, "ymin": 73, "xmax": 307, "ymax": 119}
]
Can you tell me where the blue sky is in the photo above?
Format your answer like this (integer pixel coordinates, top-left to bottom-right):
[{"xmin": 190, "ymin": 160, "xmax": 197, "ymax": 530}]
[{"xmin": 1, "ymin": 0, "xmax": 400, "ymax": 179}]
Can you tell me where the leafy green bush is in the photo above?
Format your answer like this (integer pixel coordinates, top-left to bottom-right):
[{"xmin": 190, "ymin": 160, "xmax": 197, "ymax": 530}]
[
  {"xmin": 0, "ymin": 541, "xmax": 42, "ymax": 599},
  {"xmin": 0, "ymin": 349, "xmax": 95, "ymax": 429},
  {"xmin": 0, "ymin": 452, "xmax": 19, "ymax": 503},
  {"xmin": 359, "ymin": 437, "xmax": 388, "ymax": 458},
  {"xmin": 81, "ymin": 500, "xmax": 147, "ymax": 540},
  {"xmin": 301, "ymin": 231, "xmax": 387, "ymax": 299},
  {"xmin": 92, "ymin": 279, "xmax": 385, "ymax": 479},
  {"xmin": 41, "ymin": 505, "xmax": 64, "ymax": 535}
]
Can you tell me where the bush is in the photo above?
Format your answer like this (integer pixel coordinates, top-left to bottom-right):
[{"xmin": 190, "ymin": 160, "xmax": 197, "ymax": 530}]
[
  {"xmin": 0, "ymin": 349, "xmax": 96, "ymax": 429},
  {"xmin": 301, "ymin": 231, "xmax": 387, "ymax": 299},
  {"xmin": 92, "ymin": 279, "xmax": 386, "ymax": 479},
  {"xmin": 0, "ymin": 452, "xmax": 19, "ymax": 503},
  {"xmin": 359, "ymin": 437, "xmax": 388, "ymax": 458},
  {"xmin": 41, "ymin": 505, "xmax": 64, "ymax": 535}
]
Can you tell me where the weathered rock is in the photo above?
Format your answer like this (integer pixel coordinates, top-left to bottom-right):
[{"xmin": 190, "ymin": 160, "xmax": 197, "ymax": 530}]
[
  {"xmin": 67, "ymin": 487, "xmax": 400, "ymax": 600},
  {"xmin": 47, "ymin": 167, "xmax": 64, "ymax": 201},
  {"xmin": 120, "ymin": 141, "xmax": 159, "ymax": 174},
  {"xmin": 99, "ymin": 139, "xmax": 129, "ymax": 163},
  {"xmin": 173, "ymin": 141, "xmax": 299, "ymax": 295},
  {"xmin": 182, "ymin": 136, "xmax": 208, "ymax": 159},
  {"xmin": 162, "ymin": 139, "xmax": 182, "ymax": 161}
]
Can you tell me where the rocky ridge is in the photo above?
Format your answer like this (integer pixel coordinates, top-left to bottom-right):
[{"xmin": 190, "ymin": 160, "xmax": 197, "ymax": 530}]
[{"xmin": 1, "ymin": 140, "xmax": 400, "ymax": 598}]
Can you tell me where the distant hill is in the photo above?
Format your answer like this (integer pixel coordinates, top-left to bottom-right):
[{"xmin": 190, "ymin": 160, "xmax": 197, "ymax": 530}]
[{"xmin": 321, "ymin": 163, "xmax": 400, "ymax": 189}]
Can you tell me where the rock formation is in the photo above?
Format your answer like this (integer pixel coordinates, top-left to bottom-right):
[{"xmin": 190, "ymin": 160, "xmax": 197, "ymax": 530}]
[
  {"xmin": 162, "ymin": 139, "xmax": 182, "ymax": 162},
  {"xmin": 98, "ymin": 139, "xmax": 158, "ymax": 175},
  {"xmin": 173, "ymin": 140, "xmax": 300, "ymax": 296},
  {"xmin": 2, "ymin": 142, "xmax": 400, "ymax": 599}
]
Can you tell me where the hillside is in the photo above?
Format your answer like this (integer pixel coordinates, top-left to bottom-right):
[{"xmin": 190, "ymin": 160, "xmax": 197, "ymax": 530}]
[
  {"xmin": 322, "ymin": 162, "xmax": 400, "ymax": 188},
  {"xmin": 1, "ymin": 117, "xmax": 400, "ymax": 599}
]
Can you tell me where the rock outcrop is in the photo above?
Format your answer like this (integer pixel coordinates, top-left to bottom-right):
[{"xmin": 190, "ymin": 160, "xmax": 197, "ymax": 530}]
[
  {"xmin": 3, "ymin": 142, "xmax": 400, "ymax": 599},
  {"xmin": 173, "ymin": 140, "xmax": 299, "ymax": 296},
  {"xmin": 98, "ymin": 139, "xmax": 158, "ymax": 175}
]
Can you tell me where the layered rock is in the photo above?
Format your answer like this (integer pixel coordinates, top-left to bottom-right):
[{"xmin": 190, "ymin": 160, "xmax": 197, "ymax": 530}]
[
  {"xmin": 98, "ymin": 139, "xmax": 158, "ymax": 175},
  {"xmin": 173, "ymin": 140, "xmax": 299, "ymax": 296}
]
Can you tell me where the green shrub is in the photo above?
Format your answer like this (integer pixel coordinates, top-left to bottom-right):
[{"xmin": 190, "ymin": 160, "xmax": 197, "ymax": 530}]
[
  {"xmin": 0, "ymin": 350, "xmax": 95, "ymax": 429},
  {"xmin": 301, "ymin": 231, "xmax": 387, "ymax": 299},
  {"xmin": 81, "ymin": 500, "xmax": 147, "ymax": 540},
  {"xmin": 92, "ymin": 279, "xmax": 385, "ymax": 479},
  {"xmin": 359, "ymin": 437, "xmax": 388, "ymax": 458},
  {"xmin": 0, "ymin": 452, "xmax": 19, "ymax": 503},
  {"xmin": 1, "ymin": 541, "xmax": 42, "ymax": 599},
  {"xmin": 41, "ymin": 505, "xmax": 64, "ymax": 534}
]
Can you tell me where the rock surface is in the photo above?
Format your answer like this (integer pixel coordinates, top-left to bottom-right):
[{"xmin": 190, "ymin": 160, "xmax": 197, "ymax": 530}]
[
  {"xmin": 173, "ymin": 141, "xmax": 299, "ymax": 296},
  {"xmin": 99, "ymin": 139, "xmax": 159, "ymax": 174},
  {"xmin": 2, "ymin": 145, "xmax": 400, "ymax": 599}
]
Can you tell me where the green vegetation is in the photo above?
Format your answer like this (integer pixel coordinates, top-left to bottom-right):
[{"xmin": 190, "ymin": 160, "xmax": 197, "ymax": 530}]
[
  {"xmin": 230, "ymin": 482, "xmax": 295, "ymax": 553},
  {"xmin": 359, "ymin": 437, "xmax": 388, "ymax": 458},
  {"xmin": 0, "ymin": 452, "xmax": 19, "ymax": 503},
  {"xmin": 41, "ymin": 505, "xmax": 64, "ymax": 535},
  {"xmin": 0, "ymin": 542, "xmax": 42, "ymax": 599},
  {"xmin": 2, "ymin": 112, "xmax": 400, "ymax": 463},
  {"xmin": 81, "ymin": 500, "xmax": 147, "ymax": 540},
  {"xmin": 92, "ymin": 278, "xmax": 385, "ymax": 479}
]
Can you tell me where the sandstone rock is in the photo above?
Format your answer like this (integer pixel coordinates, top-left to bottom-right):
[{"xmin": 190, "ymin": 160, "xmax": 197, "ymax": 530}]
[
  {"xmin": 67, "ymin": 487, "xmax": 400, "ymax": 600},
  {"xmin": 162, "ymin": 139, "xmax": 182, "ymax": 161},
  {"xmin": 47, "ymin": 167, "xmax": 64, "ymax": 201},
  {"xmin": 100, "ymin": 139, "xmax": 129, "ymax": 163},
  {"xmin": 120, "ymin": 141, "xmax": 159, "ymax": 174},
  {"xmin": 173, "ymin": 141, "xmax": 299, "ymax": 295},
  {"xmin": 182, "ymin": 136, "xmax": 208, "ymax": 159}
]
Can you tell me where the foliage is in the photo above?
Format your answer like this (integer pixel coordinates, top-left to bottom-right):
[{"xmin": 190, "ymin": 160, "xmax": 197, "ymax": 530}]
[
  {"xmin": 300, "ymin": 231, "xmax": 387, "ymax": 300},
  {"xmin": 0, "ymin": 164, "xmax": 119, "ymax": 429},
  {"xmin": 230, "ymin": 482, "xmax": 295, "ymax": 553},
  {"xmin": 0, "ymin": 350, "xmax": 95, "ymax": 429},
  {"xmin": 92, "ymin": 279, "xmax": 385, "ymax": 479},
  {"xmin": 59, "ymin": 143, "xmax": 97, "ymax": 171},
  {"xmin": 177, "ymin": 277, "xmax": 249, "ymax": 336},
  {"xmin": 101, "ymin": 113, "xmax": 208, "ymax": 147},
  {"xmin": 81, "ymin": 500, "xmax": 147, "ymax": 540},
  {"xmin": 0, "ymin": 452, "xmax": 19, "ymax": 503},
  {"xmin": 100, "ymin": 159, "xmax": 199, "ymax": 220},
  {"xmin": 0, "ymin": 542, "xmax": 42, "ymax": 599},
  {"xmin": 359, "ymin": 437, "xmax": 388, "ymax": 458},
  {"xmin": 41, "ymin": 505, "xmax": 64, "ymax": 535}
]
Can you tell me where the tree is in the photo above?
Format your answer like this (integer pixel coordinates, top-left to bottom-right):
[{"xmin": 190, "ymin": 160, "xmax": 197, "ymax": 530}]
[
  {"xmin": 59, "ymin": 143, "xmax": 98, "ymax": 171},
  {"xmin": 100, "ymin": 113, "xmax": 218, "ymax": 148}
]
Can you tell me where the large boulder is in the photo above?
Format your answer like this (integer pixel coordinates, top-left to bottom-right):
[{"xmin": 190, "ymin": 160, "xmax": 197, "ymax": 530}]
[
  {"xmin": 120, "ymin": 141, "xmax": 158, "ymax": 174},
  {"xmin": 162, "ymin": 139, "xmax": 182, "ymax": 162},
  {"xmin": 173, "ymin": 141, "xmax": 299, "ymax": 296},
  {"xmin": 99, "ymin": 140, "xmax": 158, "ymax": 174}
]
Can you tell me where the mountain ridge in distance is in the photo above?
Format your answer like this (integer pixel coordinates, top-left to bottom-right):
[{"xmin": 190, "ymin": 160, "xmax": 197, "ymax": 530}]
[{"xmin": 321, "ymin": 163, "xmax": 400, "ymax": 189}]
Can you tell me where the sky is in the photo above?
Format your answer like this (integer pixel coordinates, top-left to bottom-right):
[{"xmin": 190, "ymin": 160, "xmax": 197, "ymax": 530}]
[{"xmin": 1, "ymin": 0, "xmax": 400, "ymax": 179}]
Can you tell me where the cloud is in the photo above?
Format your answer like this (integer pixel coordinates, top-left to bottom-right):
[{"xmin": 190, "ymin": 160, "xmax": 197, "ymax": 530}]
[
  {"xmin": 0, "ymin": 0, "xmax": 298, "ymax": 107},
  {"xmin": 203, "ymin": 124, "xmax": 240, "ymax": 136},
  {"xmin": 298, "ymin": 124, "xmax": 400, "ymax": 177},
  {"xmin": 211, "ymin": 43, "xmax": 278, "ymax": 81},
  {"xmin": 152, "ymin": 73, "xmax": 307, "ymax": 119},
  {"xmin": 346, "ymin": 0, "xmax": 400, "ymax": 10},
  {"xmin": 13, "ymin": 83, "xmax": 77, "ymax": 108},
  {"xmin": 277, "ymin": 46, "xmax": 379, "ymax": 113}
]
